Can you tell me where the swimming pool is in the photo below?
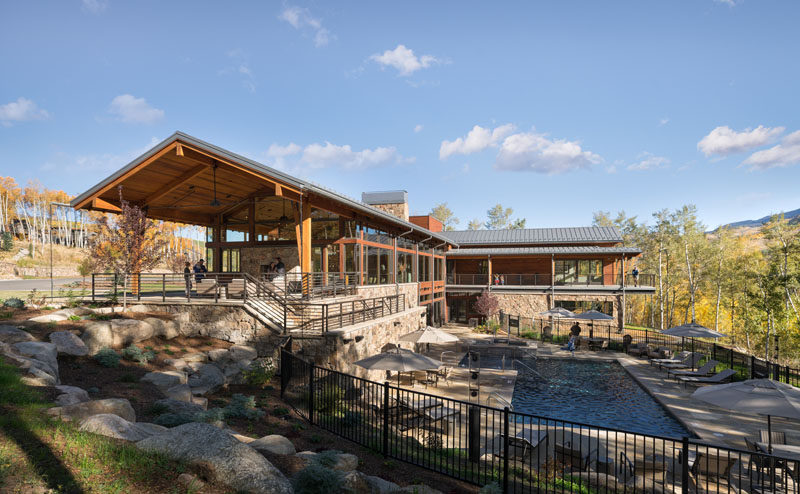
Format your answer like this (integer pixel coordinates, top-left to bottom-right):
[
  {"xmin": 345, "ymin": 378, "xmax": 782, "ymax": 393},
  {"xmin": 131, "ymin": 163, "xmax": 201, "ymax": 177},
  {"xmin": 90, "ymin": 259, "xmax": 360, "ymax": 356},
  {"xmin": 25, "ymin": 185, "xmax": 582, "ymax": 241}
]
[{"xmin": 465, "ymin": 356, "xmax": 690, "ymax": 438}]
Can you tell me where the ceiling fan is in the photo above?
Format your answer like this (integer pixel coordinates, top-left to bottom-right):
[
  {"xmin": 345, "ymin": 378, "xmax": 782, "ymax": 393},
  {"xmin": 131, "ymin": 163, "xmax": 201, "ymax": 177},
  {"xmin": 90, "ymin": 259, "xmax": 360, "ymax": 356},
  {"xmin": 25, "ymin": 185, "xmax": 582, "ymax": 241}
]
[{"xmin": 156, "ymin": 163, "xmax": 246, "ymax": 210}]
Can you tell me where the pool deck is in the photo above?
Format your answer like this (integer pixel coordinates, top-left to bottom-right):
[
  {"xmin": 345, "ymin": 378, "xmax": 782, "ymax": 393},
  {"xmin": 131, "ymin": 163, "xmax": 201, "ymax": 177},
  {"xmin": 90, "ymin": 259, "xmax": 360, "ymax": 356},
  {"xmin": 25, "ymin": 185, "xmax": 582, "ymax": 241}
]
[{"xmin": 406, "ymin": 325, "xmax": 800, "ymax": 451}]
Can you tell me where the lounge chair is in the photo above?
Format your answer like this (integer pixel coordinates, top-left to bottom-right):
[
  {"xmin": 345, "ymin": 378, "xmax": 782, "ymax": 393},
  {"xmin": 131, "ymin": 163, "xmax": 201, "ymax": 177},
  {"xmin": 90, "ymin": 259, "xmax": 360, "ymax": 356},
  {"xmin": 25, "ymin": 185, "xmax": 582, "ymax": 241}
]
[
  {"xmin": 486, "ymin": 429, "xmax": 548, "ymax": 463},
  {"xmin": 555, "ymin": 441, "xmax": 596, "ymax": 472},
  {"xmin": 627, "ymin": 343, "xmax": 648, "ymax": 357},
  {"xmin": 647, "ymin": 346, "xmax": 671, "ymax": 360},
  {"xmin": 687, "ymin": 452, "xmax": 739, "ymax": 493},
  {"xmin": 658, "ymin": 352, "xmax": 704, "ymax": 370},
  {"xmin": 650, "ymin": 350, "xmax": 690, "ymax": 366},
  {"xmin": 668, "ymin": 360, "xmax": 719, "ymax": 378},
  {"xmin": 678, "ymin": 368, "xmax": 737, "ymax": 386}
]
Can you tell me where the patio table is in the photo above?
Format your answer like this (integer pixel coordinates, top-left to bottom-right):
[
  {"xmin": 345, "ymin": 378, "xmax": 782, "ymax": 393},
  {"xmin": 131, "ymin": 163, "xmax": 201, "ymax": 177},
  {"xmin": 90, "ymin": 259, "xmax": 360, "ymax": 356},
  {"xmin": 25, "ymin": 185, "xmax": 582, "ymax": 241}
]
[{"xmin": 757, "ymin": 443, "xmax": 800, "ymax": 461}]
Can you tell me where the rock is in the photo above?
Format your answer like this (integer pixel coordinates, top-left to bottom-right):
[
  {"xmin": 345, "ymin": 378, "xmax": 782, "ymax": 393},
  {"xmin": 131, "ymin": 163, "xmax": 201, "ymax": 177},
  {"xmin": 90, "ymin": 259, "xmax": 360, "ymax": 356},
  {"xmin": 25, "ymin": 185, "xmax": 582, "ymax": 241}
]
[
  {"xmin": 228, "ymin": 345, "xmax": 257, "ymax": 361},
  {"xmin": 141, "ymin": 371, "xmax": 187, "ymax": 390},
  {"xmin": 79, "ymin": 414, "xmax": 167, "ymax": 442},
  {"xmin": 81, "ymin": 321, "xmax": 113, "ymax": 355},
  {"xmin": 207, "ymin": 348, "xmax": 231, "ymax": 363},
  {"xmin": 0, "ymin": 326, "xmax": 35, "ymax": 344},
  {"xmin": 332, "ymin": 453, "xmax": 359, "ymax": 472},
  {"xmin": 127, "ymin": 305, "xmax": 150, "ymax": 313},
  {"xmin": 164, "ymin": 384, "xmax": 193, "ymax": 402},
  {"xmin": 153, "ymin": 398, "xmax": 205, "ymax": 417},
  {"xmin": 12, "ymin": 342, "xmax": 59, "ymax": 381},
  {"xmin": 296, "ymin": 450, "xmax": 317, "ymax": 465},
  {"xmin": 110, "ymin": 319, "xmax": 154, "ymax": 347},
  {"xmin": 54, "ymin": 385, "xmax": 89, "ymax": 406},
  {"xmin": 182, "ymin": 352, "xmax": 207, "ymax": 363},
  {"xmin": 250, "ymin": 435, "xmax": 295, "ymax": 456},
  {"xmin": 222, "ymin": 360, "xmax": 253, "ymax": 384},
  {"xmin": 20, "ymin": 366, "xmax": 58, "ymax": 386},
  {"xmin": 144, "ymin": 317, "xmax": 178, "ymax": 340},
  {"xmin": 192, "ymin": 396, "xmax": 208, "ymax": 410},
  {"xmin": 60, "ymin": 307, "xmax": 93, "ymax": 316},
  {"xmin": 163, "ymin": 358, "xmax": 189, "ymax": 371},
  {"xmin": 186, "ymin": 361, "xmax": 204, "ymax": 373},
  {"xmin": 343, "ymin": 471, "xmax": 399, "ymax": 494},
  {"xmin": 49, "ymin": 331, "xmax": 88, "ymax": 356},
  {"xmin": 27, "ymin": 313, "xmax": 69, "ymax": 323},
  {"xmin": 136, "ymin": 422, "xmax": 292, "ymax": 494},
  {"xmin": 47, "ymin": 398, "xmax": 136, "ymax": 423},
  {"xmin": 187, "ymin": 364, "xmax": 225, "ymax": 395},
  {"xmin": 177, "ymin": 473, "xmax": 205, "ymax": 491}
]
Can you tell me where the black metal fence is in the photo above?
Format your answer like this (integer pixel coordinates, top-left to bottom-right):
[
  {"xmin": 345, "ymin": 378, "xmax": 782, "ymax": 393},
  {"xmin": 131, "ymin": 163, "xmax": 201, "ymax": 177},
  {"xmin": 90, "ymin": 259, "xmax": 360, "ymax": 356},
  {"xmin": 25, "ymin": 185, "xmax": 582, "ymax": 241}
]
[
  {"xmin": 287, "ymin": 294, "xmax": 406, "ymax": 335},
  {"xmin": 447, "ymin": 272, "xmax": 656, "ymax": 288},
  {"xmin": 280, "ymin": 349, "xmax": 800, "ymax": 493},
  {"xmin": 503, "ymin": 315, "xmax": 800, "ymax": 388}
]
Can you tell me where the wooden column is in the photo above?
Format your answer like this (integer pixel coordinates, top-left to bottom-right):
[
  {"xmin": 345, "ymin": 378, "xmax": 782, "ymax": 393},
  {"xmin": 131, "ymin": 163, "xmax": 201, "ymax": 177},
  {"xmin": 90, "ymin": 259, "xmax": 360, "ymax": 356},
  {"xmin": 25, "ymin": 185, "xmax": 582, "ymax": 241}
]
[
  {"xmin": 300, "ymin": 201, "xmax": 311, "ymax": 273},
  {"xmin": 487, "ymin": 256, "xmax": 493, "ymax": 286}
]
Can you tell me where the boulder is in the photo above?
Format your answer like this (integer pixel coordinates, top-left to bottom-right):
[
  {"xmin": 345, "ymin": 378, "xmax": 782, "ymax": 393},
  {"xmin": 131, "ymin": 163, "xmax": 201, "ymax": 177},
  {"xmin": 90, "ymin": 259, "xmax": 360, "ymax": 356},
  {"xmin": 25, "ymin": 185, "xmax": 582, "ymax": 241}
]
[
  {"xmin": 49, "ymin": 331, "xmax": 89, "ymax": 356},
  {"xmin": 27, "ymin": 313, "xmax": 69, "ymax": 323},
  {"xmin": 343, "ymin": 471, "xmax": 399, "ymax": 494},
  {"xmin": 79, "ymin": 414, "xmax": 167, "ymax": 442},
  {"xmin": 153, "ymin": 398, "xmax": 205, "ymax": 417},
  {"xmin": 136, "ymin": 422, "xmax": 292, "ymax": 494},
  {"xmin": 192, "ymin": 396, "xmax": 208, "ymax": 410},
  {"xmin": 207, "ymin": 348, "xmax": 231, "ymax": 363},
  {"xmin": 54, "ymin": 385, "xmax": 89, "ymax": 406},
  {"xmin": 141, "ymin": 371, "xmax": 187, "ymax": 390},
  {"xmin": 222, "ymin": 360, "xmax": 253, "ymax": 384},
  {"xmin": 47, "ymin": 398, "xmax": 136, "ymax": 423},
  {"xmin": 21, "ymin": 365, "xmax": 58, "ymax": 386},
  {"xmin": 81, "ymin": 321, "xmax": 113, "ymax": 355},
  {"xmin": 187, "ymin": 364, "xmax": 225, "ymax": 395},
  {"xmin": 0, "ymin": 326, "xmax": 35, "ymax": 344},
  {"xmin": 163, "ymin": 358, "xmax": 189, "ymax": 371},
  {"xmin": 110, "ymin": 319, "xmax": 154, "ymax": 347},
  {"xmin": 144, "ymin": 317, "xmax": 179, "ymax": 340},
  {"xmin": 127, "ymin": 305, "xmax": 150, "ymax": 313},
  {"xmin": 182, "ymin": 352, "xmax": 207, "ymax": 363},
  {"xmin": 249, "ymin": 435, "xmax": 295, "ymax": 456},
  {"xmin": 228, "ymin": 345, "xmax": 258, "ymax": 362},
  {"xmin": 164, "ymin": 384, "xmax": 193, "ymax": 402},
  {"xmin": 60, "ymin": 307, "xmax": 93, "ymax": 317},
  {"xmin": 12, "ymin": 342, "xmax": 59, "ymax": 380}
]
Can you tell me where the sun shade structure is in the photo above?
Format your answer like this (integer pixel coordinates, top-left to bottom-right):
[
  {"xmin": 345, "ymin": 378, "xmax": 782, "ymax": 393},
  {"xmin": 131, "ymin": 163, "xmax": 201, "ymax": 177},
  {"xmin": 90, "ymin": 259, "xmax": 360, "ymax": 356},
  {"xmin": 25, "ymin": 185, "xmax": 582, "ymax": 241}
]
[
  {"xmin": 398, "ymin": 326, "xmax": 459, "ymax": 345},
  {"xmin": 662, "ymin": 322, "xmax": 727, "ymax": 339},
  {"xmin": 692, "ymin": 379, "xmax": 800, "ymax": 453},
  {"xmin": 539, "ymin": 307, "xmax": 576, "ymax": 318},
  {"xmin": 573, "ymin": 309, "xmax": 613, "ymax": 321},
  {"xmin": 354, "ymin": 349, "xmax": 442, "ymax": 373}
]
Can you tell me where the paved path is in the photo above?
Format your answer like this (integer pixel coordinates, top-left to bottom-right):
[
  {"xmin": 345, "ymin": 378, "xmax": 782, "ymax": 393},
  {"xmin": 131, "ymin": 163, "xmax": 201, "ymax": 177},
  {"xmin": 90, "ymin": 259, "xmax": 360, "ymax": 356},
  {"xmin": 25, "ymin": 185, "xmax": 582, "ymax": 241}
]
[{"xmin": 0, "ymin": 277, "xmax": 81, "ymax": 290}]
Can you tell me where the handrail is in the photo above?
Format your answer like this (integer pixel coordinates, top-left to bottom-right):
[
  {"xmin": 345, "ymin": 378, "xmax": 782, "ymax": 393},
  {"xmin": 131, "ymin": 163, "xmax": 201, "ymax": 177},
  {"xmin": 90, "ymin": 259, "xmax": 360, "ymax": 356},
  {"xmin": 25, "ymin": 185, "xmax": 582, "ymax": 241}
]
[
  {"xmin": 512, "ymin": 359, "xmax": 546, "ymax": 380},
  {"xmin": 486, "ymin": 391, "xmax": 513, "ymax": 411}
]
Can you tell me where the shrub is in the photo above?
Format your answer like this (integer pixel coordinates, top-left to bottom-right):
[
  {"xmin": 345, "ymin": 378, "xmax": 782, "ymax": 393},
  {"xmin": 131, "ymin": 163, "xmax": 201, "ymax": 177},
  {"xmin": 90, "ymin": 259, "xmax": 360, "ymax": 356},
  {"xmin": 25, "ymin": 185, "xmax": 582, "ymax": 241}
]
[
  {"xmin": 242, "ymin": 359, "xmax": 275, "ymax": 388},
  {"xmin": 2, "ymin": 298, "xmax": 24, "ymax": 309},
  {"xmin": 480, "ymin": 481, "xmax": 503, "ymax": 494},
  {"xmin": 315, "ymin": 384, "xmax": 344, "ymax": 412},
  {"xmin": 194, "ymin": 408, "xmax": 226, "ymax": 424},
  {"xmin": 25, "ymin": 289, "xmax": 46, "ymax": 308},
  {"xmin": 121, "ymin": 345, "xmax": 155, "ymax": 365},
  {"xmin": 339, "ymin": 410, "xmax": 362, "ymax": 428},
  {"xmin": 223, "ymin": 394, "xmax": 265, "ymax": 420},
  {"xmin": 292, "ymin": 463, "xmax": 344, "ymax": 494},
  {"xmin": 68, "ymin": 315, "xmax": 81, "ymax": 322},
  {"xmin": 313, "ymin": 450, "xmax": 342, "ymax": 468},
  {"xmin": 520, "ymin": 330, "xmax": 537, "ymax": 339},
  {"xmin": 271, "ymin": 406, "xmax": 290, "ymax": 418},
  {"xmin": 0, "ymin": 232, "xmax": 12, "ymax": 252},
  {"xmin": 89, "ymin": 313, "xmax": 111, "ymax": 321},
  {"xmin": 94, "ymin": 348, "xmax": 121, "ymax": 368},
  {"xmin": 0, "ymin": 312, "xmax": 13, "ymax": 319}
]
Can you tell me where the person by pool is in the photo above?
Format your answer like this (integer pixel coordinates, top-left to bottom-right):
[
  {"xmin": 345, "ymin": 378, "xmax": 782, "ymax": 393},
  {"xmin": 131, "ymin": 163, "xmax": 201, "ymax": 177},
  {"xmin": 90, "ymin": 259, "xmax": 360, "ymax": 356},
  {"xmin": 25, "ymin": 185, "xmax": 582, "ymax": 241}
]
[{"xmin": 561, "ymin": 334, "xmax": 577, "ymax": 355}]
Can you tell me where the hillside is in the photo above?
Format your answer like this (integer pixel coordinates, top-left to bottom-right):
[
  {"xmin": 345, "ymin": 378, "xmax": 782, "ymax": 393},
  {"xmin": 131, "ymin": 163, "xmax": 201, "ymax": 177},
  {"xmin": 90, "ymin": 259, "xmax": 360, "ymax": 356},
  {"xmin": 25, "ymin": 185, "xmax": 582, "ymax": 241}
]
[{"xmin": 721, "ymin": 207, "xmax": 800, "ymax": 229}]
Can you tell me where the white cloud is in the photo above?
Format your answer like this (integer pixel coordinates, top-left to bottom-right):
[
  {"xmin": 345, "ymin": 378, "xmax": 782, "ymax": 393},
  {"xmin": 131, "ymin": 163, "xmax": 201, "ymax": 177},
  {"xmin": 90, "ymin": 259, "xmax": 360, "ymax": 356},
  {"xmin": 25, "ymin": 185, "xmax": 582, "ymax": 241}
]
[
  {"xmin": 494, "ymin": 132, "xmax": 602, "ymax": 174},
  {"xmin": 42, "ymin": 137, "xmax": 159, "ymax": 173},
  {"xmin": 370, "ymin": 45, "xmax": 440, "ymax": 77},
  {"xmin": 0, "ymin": 97, "xmax": 50, "ymax": 126},
  {"xmin": 82, "ymin": 0, "xmax": 108, "ymax": 14},
  {"xmin": 220, "ymin": 49, "xmax": 256, "ymax": 92},
  {"xmin": 279, "ymin": 6, "xmax": 334, "ymax": 47},
  {"xmin": 659, "ymin": 117, "xmax": 670, "ymax": 126},
  {"xmin": 439, "ymin": 124, "xmax": 515, "ymax": 160},
  {"xmin": 714, "ymin": 0, "xmax": 737, "ymax": 6},
  {"xmin": 742, "ymin": 130, "xmax": 800, "ymax": 170},
  {"xmin": 627, "ymin": 152, "xmax": 670, "ymax": 171},
  {"xmin": 108, "ymin": 94, "xmax": 164, "ymax": 124},
  {"xmin": 414, "ymin": 124, "xmax": 423, "ymax": 133},
  {"xmin": 697, "ymin": 125, "xmax": 784, "ymax": 157},
  {"xmin": 265, "ymin": 141, "xmax": 410, "ymax": 172}
]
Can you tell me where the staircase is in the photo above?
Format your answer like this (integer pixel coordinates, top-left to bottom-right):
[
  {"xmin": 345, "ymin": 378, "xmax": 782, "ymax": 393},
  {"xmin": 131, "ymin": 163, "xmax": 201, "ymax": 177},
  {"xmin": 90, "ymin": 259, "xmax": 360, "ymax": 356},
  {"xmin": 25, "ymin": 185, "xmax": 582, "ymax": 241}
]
[{"xmin": 241, "ymin": 273, "xmax": 301, "ymax": 334}]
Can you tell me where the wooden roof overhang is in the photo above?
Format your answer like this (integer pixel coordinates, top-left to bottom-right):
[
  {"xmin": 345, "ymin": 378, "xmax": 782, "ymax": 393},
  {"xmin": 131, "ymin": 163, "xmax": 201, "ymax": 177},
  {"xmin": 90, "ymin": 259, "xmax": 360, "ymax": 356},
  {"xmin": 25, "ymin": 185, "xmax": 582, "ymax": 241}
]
[{"xmin": 70, "ymin": 132, "xmax": 457, "ymax": 246}]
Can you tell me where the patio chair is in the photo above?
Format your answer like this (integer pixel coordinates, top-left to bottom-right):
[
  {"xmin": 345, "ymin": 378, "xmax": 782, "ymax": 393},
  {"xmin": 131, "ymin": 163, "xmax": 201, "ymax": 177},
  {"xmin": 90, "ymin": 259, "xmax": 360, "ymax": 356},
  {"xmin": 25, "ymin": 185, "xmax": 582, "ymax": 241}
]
[
  {"xmin": 542, "ymin": 325, "xmax": 553, "ymax": 342},
  {"xmin": 589, "ymin": 339, "xmax": 608, "ymax": 351},
  {"xmin": 555, "ymin": 441, "xmax": 596, "ymax": 472},
  {"xmin": 618, "ymin": 452, "xmax": 668, "ymax": 485},
  {"xmin": 226, "ymin": 278, "xmax": 245, "ymax": 298},
  {"xmin": 745, "ymin": 437, "xmax": 772, "ymax": 486},
  {"xmin": 759, "ymin": 430, "xmax": 787, "ymax": 446},
  {"xmin": 688, "ymin": 452, "xmax": 739, "ymax": 493},
  {"xmin": 658, "ymin": 352, "xmax": 704, "ymax": 370},
  {"xmin": 637, "ymin": 344, "xmax": 654, "ymax": 359},
  {"xmin": 488, "ymin": 429, "xmax": 548, "ymax": 463},
  {"xmin": 626, "ymin": 343, "xmax": 647, "ymax": 357},
  {"xmin": 668, "ymin": 360, "xmax": 720, "ymax": 378},
  {"xmin": 677, "ymin": 368, "xmax": 737, "ymax": 386},
  {"xmin": 647, "ymin": 346, "xmax": 671, "ymax": 360},
  {"xmin": 650, "ymin": 350, "xmax": 690, "ymax": 366}
]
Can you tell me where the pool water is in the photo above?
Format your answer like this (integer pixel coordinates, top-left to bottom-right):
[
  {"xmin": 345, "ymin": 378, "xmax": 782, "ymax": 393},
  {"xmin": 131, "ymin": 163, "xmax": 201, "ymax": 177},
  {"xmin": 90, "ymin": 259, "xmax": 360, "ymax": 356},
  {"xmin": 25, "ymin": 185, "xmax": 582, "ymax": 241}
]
[{"xmin": 468, "ymin": 356, "xmax": 690, "ymax": 438}]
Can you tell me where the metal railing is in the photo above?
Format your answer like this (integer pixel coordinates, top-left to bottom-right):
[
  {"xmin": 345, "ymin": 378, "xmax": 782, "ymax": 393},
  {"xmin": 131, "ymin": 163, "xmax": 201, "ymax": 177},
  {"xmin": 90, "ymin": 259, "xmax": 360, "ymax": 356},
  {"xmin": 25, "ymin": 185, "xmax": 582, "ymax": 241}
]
[
  {"xmin": 447, "ymin": 272, "xmax": 656, "ymax": 288},
  {"xmin": 287, "ymin": 293, "xmax": 406, "ymax": 335},
  {"xmin": 506, "ymin": 314, "xmax": 800, "ymax": 388},
  {"xmin": 90, "ymin": 272, "xmax": 244, "ymax": 303},
  {"xmin": 281, "ymin": 348, "xmax": 800, "ymax": 493}
]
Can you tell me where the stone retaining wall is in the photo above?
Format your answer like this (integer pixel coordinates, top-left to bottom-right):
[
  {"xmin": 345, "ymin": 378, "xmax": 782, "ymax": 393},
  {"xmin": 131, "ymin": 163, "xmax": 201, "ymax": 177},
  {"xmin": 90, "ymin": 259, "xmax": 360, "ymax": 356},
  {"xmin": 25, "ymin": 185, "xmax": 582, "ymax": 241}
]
[
  {"xmin": 355, "ymin": 282, "xmax": 418, "ymax": 309},
  {"xmin": 493, "ymin": 292, "xmax": 621, "ymax": 324}
]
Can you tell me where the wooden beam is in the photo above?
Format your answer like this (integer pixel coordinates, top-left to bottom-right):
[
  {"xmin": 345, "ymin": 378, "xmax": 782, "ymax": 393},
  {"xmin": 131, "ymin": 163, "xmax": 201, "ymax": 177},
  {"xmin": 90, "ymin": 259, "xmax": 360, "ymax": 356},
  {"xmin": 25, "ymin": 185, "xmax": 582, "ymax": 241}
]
[
  {"xmin": 74, "ymin": 142, "xmax": 178, "ymax": 209},
  {"xmin": 176, "ymin": 143, "xmax": 184, "ymax": 156},
  {"xmin": 301, "ymin": 201, "xmax": 311, "ymax": 273},
  {"xmin": 145, "ymin": 164, "xmax": 207, "ymax": 206},
  {"xmin": 145, "ymin": 207, "xmax": 214, "ymax": 226},
  {"xmin": 220, "ymin": 187, "xmax": 275, "ymax": 217},
  {"xmin": 91, "ymin": 198, "xmax": 121, "ymax": 213}
]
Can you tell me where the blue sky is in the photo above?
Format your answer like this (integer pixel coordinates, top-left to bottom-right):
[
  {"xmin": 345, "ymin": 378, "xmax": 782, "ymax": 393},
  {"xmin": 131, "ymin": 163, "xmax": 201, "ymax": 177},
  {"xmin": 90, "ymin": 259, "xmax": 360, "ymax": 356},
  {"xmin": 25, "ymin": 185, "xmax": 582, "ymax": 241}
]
[{"xmin": 1, "ymin": 0, "xmax": 800, "ymax": 229}]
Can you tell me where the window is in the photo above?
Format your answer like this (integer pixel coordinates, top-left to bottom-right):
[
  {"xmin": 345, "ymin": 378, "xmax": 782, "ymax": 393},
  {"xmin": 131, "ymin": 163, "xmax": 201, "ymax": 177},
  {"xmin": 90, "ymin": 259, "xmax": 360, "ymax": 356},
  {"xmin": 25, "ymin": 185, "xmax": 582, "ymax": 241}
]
[
  {"xmin": 418, "ymin": 252, "xmax": 431, "ymax": 282},
  {"xmin": 254, "ymin": 197, "xmax": 295, "ymax": 241},
  {"xmin": 343, "ymin": 244, "xmax": 358, "ymax": 273},
  {"xmin": 312, "ymin": 247, "xmax": 323, "ymax": 273},
  {"xmin": 311, "ymin": 208, "xmax": 339, "ymax": 240},
  {"xmin": 363, "ymin": 226, "xmax": 392, "ymax": 245},
  {"xmin": 206, "ymin": 227, "xmax": 215, "ymax": 243},
  {"xmin": 555, "ymin": 300, "xmax": 613, "ymax": 315},
  {"xmin": 341, "ymin": 220, "xmax": 358, "ymax": 239},
  {"xmin": 205, "ymin": 247, "xmax": 215, "ymax": 271},
  {"xmin": 223, "ymin": 208, "xmax": 249, "ymax": 242},
  {"xmin": 365, "ymin": 246, "xmax": 392, "ymax": 285},
  {"xmin": 434, "ymin": 257, "xmax": 445, "ymax": 281},
  {"xmin": 478, "ymin": 260, "xmax": 489, "ymax": 275},
  {"xmin": 397, "ymin": 251, "xmax": 414, "ymax": 283},
  {"xmin": 555, "ymin": 260, "xmax": 603, "ymax": 285},
  {"xmin": 221, "ymin": 249, "xmax": 240, "ymax": 272},
  {"xmin": 327, "ymin": 245, "xmax": 340, "ymax": 273}
]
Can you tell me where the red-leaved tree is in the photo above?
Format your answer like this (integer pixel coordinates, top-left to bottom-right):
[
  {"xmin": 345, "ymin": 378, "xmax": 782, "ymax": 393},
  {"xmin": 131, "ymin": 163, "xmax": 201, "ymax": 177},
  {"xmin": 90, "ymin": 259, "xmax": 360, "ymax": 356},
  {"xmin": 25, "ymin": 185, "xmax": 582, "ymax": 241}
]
[{"xmin": 473, "ymin": 290, "xmax": 499, "ymax": 323}]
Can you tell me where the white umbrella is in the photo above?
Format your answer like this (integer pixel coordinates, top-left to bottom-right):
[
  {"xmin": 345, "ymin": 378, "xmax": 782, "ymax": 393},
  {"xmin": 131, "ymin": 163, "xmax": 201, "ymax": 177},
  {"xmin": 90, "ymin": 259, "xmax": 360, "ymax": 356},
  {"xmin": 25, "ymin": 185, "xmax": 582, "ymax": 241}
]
[
  {"xmin": 399, "ymin": 326, "xmax": 459, "ymax": 344},
  {"xmin": 692, "ymin": 379, "xmax": 800, "ymax": 453},
  {"xmin": 662, "ymin": 322, "xmax": 727, "ymax": 339},
  {"xmin": 539, "ymin": 307, "xmax": 576, "ymax": 318},
  {"xmin": 355, "ymin": 348, "xmax": 442, "ymax": 385},
  {"xmin": 573, "ymin": 310, "xmax": 614, "ymax": 338}
]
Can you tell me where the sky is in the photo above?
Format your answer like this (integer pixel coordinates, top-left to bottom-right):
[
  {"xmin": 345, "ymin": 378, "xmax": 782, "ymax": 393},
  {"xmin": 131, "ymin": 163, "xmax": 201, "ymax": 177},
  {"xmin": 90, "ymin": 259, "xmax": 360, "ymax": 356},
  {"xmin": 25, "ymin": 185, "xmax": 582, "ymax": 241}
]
[{"xmin": 1, "ymin": 0, "xmax": 800, "ymax": 230}]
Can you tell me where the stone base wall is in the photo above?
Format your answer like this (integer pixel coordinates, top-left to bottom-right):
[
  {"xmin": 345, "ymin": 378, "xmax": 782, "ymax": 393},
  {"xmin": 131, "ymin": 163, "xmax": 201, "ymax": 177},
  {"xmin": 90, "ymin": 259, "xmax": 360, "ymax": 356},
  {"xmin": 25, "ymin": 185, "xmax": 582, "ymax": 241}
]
[
  {"xmin": 492, "ymin": 292, "xmax": 621, "ymax": 323},
  {"xmin": 240, "ymin": 245, "xmax": 299, "ymax": 277},
  {"xmin": 136, "ymin": 303, "xmax": 285, "ymax": 360},
  {"xmin": 355, "ymin": 282, "xmax": 419, "ymax": 309},
  {"xmin": 293, "ymin": 307, "xmax": 427, "ymax": 381}
]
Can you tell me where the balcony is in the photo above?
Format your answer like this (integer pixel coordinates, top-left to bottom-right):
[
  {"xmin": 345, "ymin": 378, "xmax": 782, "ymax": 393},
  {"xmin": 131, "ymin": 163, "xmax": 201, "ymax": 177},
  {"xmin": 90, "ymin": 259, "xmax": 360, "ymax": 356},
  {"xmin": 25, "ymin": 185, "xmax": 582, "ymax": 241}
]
[{"xmin": 446, "ymin": 272, "xmax": 655, "ymax": 291}]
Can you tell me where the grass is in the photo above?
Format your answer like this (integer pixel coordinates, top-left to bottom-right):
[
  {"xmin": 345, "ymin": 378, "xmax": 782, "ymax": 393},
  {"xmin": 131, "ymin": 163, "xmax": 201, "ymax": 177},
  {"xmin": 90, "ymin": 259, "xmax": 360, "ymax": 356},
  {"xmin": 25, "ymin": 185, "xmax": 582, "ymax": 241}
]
[{"xmin": 0, "ymin": 356, "xmax": 208, "ymax": 493}]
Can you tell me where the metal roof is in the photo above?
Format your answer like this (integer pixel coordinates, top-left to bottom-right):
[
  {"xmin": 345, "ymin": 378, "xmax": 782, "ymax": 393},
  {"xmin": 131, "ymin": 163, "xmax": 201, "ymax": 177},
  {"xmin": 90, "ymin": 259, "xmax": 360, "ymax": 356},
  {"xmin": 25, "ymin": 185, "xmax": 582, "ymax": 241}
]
[
  {"xmin": 446, "ymin": 246, "xmax": 641, "ymax": 257},
  {"xmin": 361, "ymin": 190, "xmax": 408, "ymax": 205},
  {"xmin": 70, "ymin": 132, "xmax": 455, "ymax": 246},
  {"xmin": 440, "ymin": 226, "xmax": 622, "ymax": 245}
]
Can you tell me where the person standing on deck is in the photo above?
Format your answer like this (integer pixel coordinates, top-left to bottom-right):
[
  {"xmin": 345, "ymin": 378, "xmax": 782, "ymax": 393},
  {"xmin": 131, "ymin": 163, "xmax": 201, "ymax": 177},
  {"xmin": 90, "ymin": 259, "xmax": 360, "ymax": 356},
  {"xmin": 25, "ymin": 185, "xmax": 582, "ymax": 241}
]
[
  {"xmin": 275, "ymin": 257, "xmax": 286, "ymax": 275},
  {"xmin": 183, "ymin": 261, "xmax": 192, "ymax": 298},
  {"xmin": 193, "ymin": 259, "xmax": 208, "ymax": 283}
]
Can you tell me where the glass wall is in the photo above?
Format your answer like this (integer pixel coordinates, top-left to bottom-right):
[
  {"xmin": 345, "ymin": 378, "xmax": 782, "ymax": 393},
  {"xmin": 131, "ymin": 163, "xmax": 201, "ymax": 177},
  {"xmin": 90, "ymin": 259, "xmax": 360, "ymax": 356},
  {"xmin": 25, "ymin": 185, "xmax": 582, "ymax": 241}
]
[
  {"xmin": 254, "ymin": 197, "xmax": 295, "ymax": 241},
  {"xmin": 311, "ymin": 208, "xmax": 339, "ymax": 240},
  {"xmin": 418, "ymin": 252, "xmax": 431, "ymax": 282},
  {"xmin": 327, "ymin": 245, "xmax": 340, "ymax": 273},
  {"xmin": 205, "ymin": 247, "xmax": 214, "ymax": 271},
  {"xmin": 221, "ymin": 248, "xmax": 240, "ymax": 272},
  {"xmin": 555, "ymin": 299, "xmax": 613, "ymax": 315},
  {"xmin": 434, "ymin": 257, "xmax": 445, "ymax": 281},
  {"xmin": 555, "ymin": 260, "xmax": 603, "ymax": 285},
  {"xmin": 343, "ymin": 244, "xmax": 358, "ymax": 272},
  {"xmin": 397, "ymin": 251, "xmax": 414, "ymax": 283},
  {"xmin": 366, "ymin": 246, "xmax": 392, "ymax": 285},
  {"xmin": 223, "ymin": 208, "xmax": 249, "ymax": 242}
]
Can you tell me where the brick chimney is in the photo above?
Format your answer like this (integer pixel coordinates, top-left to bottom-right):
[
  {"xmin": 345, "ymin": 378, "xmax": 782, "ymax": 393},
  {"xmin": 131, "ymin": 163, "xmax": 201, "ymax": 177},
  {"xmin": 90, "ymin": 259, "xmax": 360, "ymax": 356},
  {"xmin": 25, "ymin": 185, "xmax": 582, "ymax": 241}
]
[{"xmin": 362, "ymin": 190, "xmax": 409, "ymax": 222}]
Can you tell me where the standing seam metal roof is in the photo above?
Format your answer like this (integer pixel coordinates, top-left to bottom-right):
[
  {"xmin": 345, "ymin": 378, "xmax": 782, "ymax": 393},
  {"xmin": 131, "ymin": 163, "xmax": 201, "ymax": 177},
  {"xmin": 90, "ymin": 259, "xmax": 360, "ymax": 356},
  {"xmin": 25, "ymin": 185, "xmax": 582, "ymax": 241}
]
[
  {"xmin": 440, "ymin": 226, "xmax": 623, "ymax": 245},
  {"xmin": 445, "ymin": 246, "xmax": 641, "ymax": 256}
]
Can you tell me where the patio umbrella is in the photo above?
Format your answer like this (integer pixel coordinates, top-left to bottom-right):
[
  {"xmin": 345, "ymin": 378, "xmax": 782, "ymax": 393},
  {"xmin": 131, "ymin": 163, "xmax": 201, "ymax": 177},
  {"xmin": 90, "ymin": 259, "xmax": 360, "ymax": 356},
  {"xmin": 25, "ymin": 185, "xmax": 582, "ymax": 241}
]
[
  {"xmin": 662, "ymin": 322, "xmax": 726, "ymax": 359},
  {"xmin": 399, "ymin": 326, "xmax": 459, "ymax": 344},
  {"xmin": 354, "ymin": 348, "xmax": 442, "ymax": 385},
  {"xmin": 539, "ymin": 307, "xmax": 576, "ymax": 318},
  {"xmin": 573, "ymin": 310, "xmax": 614, "ymax": 338},
  {"xmin": 692, "ymin": 379, "xmax": 800, "ymax": 453}
]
